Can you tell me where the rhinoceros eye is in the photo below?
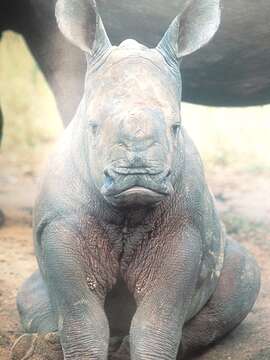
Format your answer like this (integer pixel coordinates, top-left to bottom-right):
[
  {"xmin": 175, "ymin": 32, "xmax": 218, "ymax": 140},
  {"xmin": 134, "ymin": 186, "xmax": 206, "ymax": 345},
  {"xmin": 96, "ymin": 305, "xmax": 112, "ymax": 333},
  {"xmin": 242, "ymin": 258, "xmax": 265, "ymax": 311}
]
[{"xmin": 171, "ymin": 123, "xmax": 181, "ymax": 137}]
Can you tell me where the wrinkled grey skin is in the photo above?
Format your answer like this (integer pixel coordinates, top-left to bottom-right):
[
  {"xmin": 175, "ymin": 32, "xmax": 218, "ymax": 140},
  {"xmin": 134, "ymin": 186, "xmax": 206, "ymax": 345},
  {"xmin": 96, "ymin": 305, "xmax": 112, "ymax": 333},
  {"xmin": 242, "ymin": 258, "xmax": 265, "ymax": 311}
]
[{"xmin": 15, "ymin": 1, "xmax": 260, "ymax": 359}]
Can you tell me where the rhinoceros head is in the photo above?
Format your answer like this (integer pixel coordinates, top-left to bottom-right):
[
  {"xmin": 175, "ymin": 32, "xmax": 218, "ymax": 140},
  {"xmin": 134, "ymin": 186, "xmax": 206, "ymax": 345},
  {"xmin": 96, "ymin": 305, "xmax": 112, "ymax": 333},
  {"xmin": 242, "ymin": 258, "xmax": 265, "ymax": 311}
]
[{"xmin": 56, "ymin": 0, "xmax": 220, "ymax": 208}]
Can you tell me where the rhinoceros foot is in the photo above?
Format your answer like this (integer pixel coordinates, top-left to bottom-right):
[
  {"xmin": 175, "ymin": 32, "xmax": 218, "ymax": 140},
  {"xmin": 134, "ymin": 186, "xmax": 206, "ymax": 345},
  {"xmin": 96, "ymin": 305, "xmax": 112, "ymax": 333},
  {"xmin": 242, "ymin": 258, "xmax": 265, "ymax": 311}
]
[{"xmin": 10, "ymin": 333, "xmax": 63, "ymax": 360}]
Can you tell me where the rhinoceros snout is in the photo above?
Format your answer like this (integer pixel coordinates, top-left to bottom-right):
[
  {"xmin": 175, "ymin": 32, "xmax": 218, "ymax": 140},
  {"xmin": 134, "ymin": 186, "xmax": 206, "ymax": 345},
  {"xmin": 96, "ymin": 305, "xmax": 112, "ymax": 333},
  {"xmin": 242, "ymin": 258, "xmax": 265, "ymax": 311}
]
[{"xmin": 101, "ymin": 165, "xmax": 173, "ymax": 207}]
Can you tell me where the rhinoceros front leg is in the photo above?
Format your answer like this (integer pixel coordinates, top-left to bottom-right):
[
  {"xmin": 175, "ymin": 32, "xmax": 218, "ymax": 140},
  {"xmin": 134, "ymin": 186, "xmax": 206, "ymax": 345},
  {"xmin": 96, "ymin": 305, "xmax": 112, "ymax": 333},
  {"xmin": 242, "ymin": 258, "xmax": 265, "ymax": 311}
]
[
  {"xmin": 128, "ymin": 226, "xmax": 202, "ymax": 360},
  {"xmin": 36, "ymin": 220, "xmax": 113, "ymax": 360}
]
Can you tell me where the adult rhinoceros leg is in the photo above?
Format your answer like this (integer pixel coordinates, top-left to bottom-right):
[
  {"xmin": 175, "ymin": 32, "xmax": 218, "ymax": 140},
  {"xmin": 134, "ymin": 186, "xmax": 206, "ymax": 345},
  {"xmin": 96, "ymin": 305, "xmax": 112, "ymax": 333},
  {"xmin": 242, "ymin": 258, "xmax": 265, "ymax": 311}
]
[
  {"xmin": 20, "ymin": 4, "xmax": 85, "ymax": 126},
  {"xmin": 180, "ymin": 238, "xmax": 261, "ymax": 357}
]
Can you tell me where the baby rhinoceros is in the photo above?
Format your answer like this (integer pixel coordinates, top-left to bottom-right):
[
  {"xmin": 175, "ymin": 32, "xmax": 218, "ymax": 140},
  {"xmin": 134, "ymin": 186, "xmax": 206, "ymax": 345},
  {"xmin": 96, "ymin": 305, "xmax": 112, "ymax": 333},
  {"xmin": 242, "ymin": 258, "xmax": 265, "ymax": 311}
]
[{"xmin": 12, "ymin": 0, "xmax": 260, "ymax": 359}]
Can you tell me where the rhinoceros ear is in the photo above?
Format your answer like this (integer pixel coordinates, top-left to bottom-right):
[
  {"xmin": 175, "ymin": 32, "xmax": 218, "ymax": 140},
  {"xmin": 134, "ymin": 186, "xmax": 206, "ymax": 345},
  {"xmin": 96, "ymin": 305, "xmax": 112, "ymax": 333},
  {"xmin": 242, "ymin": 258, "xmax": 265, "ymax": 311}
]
[
  {"xmin": 157, "ymin": 0, "xmax": 220, "ymax": 59},
  {"xmin": 55, "ymin": 0, "xmax": 111, "ymax": 55}
]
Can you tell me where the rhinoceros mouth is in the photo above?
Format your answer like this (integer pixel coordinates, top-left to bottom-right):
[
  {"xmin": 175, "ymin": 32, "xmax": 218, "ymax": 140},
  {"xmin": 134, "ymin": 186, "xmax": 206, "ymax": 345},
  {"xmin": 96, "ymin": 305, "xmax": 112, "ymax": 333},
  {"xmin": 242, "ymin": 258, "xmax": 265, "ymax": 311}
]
[
  {"xmin": 104, "ymin": 186, "xmax": 169, "ymax": 207},
  {"xmin": 114, "ymin": 186, "xmax": 168, "ymax": 198},
  {"xmin": 100, "ymin": 166, "xmax": 173, "ymax": 207}
]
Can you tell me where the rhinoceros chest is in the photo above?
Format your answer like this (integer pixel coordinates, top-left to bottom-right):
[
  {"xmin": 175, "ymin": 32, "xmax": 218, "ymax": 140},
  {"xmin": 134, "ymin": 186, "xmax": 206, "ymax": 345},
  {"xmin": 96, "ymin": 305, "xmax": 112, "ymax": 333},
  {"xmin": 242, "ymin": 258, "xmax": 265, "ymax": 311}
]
[
  {"xmin": 111, "ymin": 201, "xmax": 225, "ymax": 314},
  {"xmin": 101, "ymin": 214, "xmax": 169, "ymax": 294},
  {"xmin": 79, "ymin": 217, "xmax": 155, "ymax": 294},
  {"xmin": 119, "ymin": 228, "xmax": 166, "ymax": 294}
]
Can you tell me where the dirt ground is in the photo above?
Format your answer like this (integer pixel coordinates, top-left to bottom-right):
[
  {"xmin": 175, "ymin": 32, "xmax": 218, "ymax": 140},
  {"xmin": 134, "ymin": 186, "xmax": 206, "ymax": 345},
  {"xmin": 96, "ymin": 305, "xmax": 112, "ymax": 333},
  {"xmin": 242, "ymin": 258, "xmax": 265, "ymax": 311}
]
[{"xmin": 0, "ymin": 150, "xmax": 269, "ymax": 360}]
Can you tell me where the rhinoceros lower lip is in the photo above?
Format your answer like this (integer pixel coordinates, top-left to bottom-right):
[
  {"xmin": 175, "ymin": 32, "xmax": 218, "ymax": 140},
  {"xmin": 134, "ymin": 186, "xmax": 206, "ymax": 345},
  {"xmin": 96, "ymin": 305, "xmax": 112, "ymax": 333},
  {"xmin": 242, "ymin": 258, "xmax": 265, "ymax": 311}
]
[{"xmin": 113, "ymin": 186, "xmax": 168, "ymax": 198}]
